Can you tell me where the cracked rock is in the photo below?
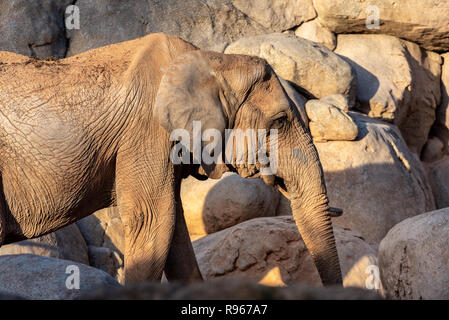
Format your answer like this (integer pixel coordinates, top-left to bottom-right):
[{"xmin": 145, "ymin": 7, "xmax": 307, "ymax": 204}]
[
  {"xmin": 379, "ymin": 208, "xmax": 449, "ymax": 299},
  {"xmin": 193, "ymin": 216, "xmax": 382, "ymax": 290}
]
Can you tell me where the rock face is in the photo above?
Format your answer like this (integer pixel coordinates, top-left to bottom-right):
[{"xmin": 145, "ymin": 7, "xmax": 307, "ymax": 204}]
[
  {"xmin": 85, "ymin": 279, "xmax": 381, "ymax": 300},
  {"xmin": 0, "ymin": 254, "xmax": 119, "ymax": 300},
  {"xmin": 193, "ymin": 216, "xmax": 382, "ymax": 290},
  {"xmin": 0, "ymin": 0, "xmax": 73, "ymax": 59},
  {"xmin": 335, "ymin": 34, "xmax": 442, "ymax": 154},
  {"xmin": 379, "ymin": 208, "xmax": 449, "ymax": 299},
  {"xmin": 425, "ymin": 157, "xmax": 449, "ymax": 209},
  {"xmin": 431, "ymin": 53, "xmax": 449, "ymax": 153},
  {"xmin": 305, "ymin": 99, "xmax": 358, "ymax": 142},
  {"xmin": 295, "ymin": 19, "xmax": 336, "ymax": 50},
  {"xmin": 0, "ymin": 224, "xmax": 89, "ymax": 265},
  {"xmin": 231, "ymin": 0, "xmax": 316, "ymax": 32},
  {"xmin": 313, "ymin": 0, "xmax": 449, "ymax": 52},
  {"xmin": 181, "ymin": 173, "xmax": 280, "ymax": 239},
  {"xmin": 76, "ymin": 207, "xmax": 125, "ymax": 282},
  {"xmin": 225, "ymin": 33, "xmax": 356, "ymax": 106},
  {"xmin": 315, "ymin": 113, "xmax": 435, "ymax": 246},
  {"xmin": 67, "ymin": 0, "xmax": 318, "ymax": 56}
]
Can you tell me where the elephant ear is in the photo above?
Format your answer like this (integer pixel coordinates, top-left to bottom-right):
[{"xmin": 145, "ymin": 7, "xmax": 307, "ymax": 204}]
[{"xmin": 154, "ymin": 51, "xmax": 228, "ymax": 178}]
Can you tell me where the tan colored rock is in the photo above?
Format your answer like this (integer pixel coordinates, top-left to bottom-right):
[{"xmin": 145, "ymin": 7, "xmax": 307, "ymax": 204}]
[
  {"xmin": 279, "ymin": 78, "xmax": 309, "ymax": 128},
  {"xmin": 313, "ymin": 0, "xmax": 449, "ymax": 52},
  {"xmin": 295, "ymin": 19, "xmax": 336, "ymax": 50},
  {"xmin": 0, "ymin": 224, "xmax": 89, "ymax": 265},
  {"xmin": 193, "ymin": 216, "xmax": 382, "ymax": 290},
  {"xmin": 305, "ymin": 99, "xmax": 358, "ymax": 142},
  {"xmin": 431, "ymin": 53, "xmax": 449, "ymax": 153},
  {"xmin": 426, "ymin": 156, "xmax": 449, "ymax": 209},
  {"xmin": 225, "ymin": 33, "xmax": 356, "ymax": 105},
  {"xmin": 335, "ymin": 34, "xmax": 442, "ymax": 154},
  {"xmin": 76, "ymin": 207, "xmax": 124, "ymax": 282},
  {"xmin": 231, "ymin": 0, "xmax": 316, "ymax": 32},
  {"xmin": 315, "ymin": 112, "xmax": 435, "ymax": 246},
  {"xmin": 181, "ymin": 173, "xmax": 280, "ymax": 239},
  {"xmin": 320, "ymin": 94, "xmax": 350, "ymax": 112},
  {"xmin": 379, "ymin": 208, "xmax": 449, "ymax": 299}
]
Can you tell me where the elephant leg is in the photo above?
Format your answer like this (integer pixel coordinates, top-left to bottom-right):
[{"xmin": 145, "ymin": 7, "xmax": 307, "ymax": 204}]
[
  {"xmin": 0, "ymin": 175, "xmax": 6, "ymax": 246},
  {"xmin": 116, "ymin": 150, "xmax": 176, "ymax": 284},
  {"xmin": 164, "ymin": 189, "xmax": 203, "ymax": 283}
]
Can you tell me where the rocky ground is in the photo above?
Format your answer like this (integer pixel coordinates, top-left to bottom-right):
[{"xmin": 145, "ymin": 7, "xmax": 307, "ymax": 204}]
[{"xmin": 1, "ymin": 0, "xmax": 449, "ymax": 299}]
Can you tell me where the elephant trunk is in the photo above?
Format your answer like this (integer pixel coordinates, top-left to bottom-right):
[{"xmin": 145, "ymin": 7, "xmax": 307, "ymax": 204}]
[{"xmin": 276, "ymin": 129, "xmax": 342, "ymax": 286}]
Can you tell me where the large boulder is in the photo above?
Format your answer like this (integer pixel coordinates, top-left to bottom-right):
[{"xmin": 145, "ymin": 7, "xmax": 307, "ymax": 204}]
[
  {"xmin": 315, "ymin": 112, "xmax": 435, "ymax": 247},
  {"xmin": 305, "ymin": 98, "xmax": 358, "ymax": 142},
  {"xmin": 225, "ymin": 33, "xmax": 356, "ymax": 106},
  {"xmin": 313, "ymin": 0, "xmax": 449, "ymax": 52},
  {"xmin": 0, "ymin": 254, "xmax": 119, "ymax": 300},
  {"xmin": 431, "ymin": 53, "xmax": 449, "ymax": 153},
  {"xmin": 193, "ymin": 216, "xmax": 382, "ymax": 290},
  {"xmin": 0, "ymin": 0, "xmax": 73, "ymax": 58},
  {"xmin": 379, "ymin": 208, "xmax": 449, "ymax": 299},
  {"xmin": 85, "ymin": 279, "xmax": 381, "ymax": 300},
  {"xmin": 181, "ymin": 173, "xmax": 280, "ymax": 239},
  {"xmin": 0, "ymin": 224, "xmax": 89, "ymax": 265},
  {"xmin": 67, "ymin": 0, "xmax": 316, "ymax": 56},
  {"xmin": 76, "ymin": 207, "xmax": 125, "ymax": 283},
  {"xmin": 335, "ymin": 34, "xmax": 442, "ymax": 154},
  {"xmin": 425, "ymin": 156, "xmax": 449, "ymax": 209}
]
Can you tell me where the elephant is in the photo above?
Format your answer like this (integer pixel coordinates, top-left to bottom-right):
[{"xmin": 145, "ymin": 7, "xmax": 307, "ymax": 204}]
[{"xmin": 0, "ymin": 33, "xmax": 342, "ymax": 285}]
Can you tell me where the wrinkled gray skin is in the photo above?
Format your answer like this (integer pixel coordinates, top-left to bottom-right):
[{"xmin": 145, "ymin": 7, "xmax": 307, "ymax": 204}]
[{"xmin": 0, "ymin": 34, "xmax": 342, "ymax": 285}]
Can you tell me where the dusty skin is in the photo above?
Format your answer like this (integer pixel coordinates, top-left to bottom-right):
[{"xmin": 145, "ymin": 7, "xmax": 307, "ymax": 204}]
[{"xmin": 0, "ymin": 33, "xmax": 341, "ymax": 285}]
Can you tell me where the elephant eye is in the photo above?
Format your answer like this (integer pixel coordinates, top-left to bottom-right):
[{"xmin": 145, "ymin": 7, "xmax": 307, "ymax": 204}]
[{"xmin": 271, "ymin": 114, "xmax": 287, "ymax": 130}]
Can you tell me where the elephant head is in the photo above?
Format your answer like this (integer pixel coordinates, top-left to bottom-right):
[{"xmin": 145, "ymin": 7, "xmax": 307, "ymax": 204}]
[{"xmin": 154, "ymin": 50, "xmax": 343, "ymax": 286}]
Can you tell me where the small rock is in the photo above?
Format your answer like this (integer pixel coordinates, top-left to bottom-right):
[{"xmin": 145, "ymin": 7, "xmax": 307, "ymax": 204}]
[
  {"xmin": 295, "ymin": 19, "xmax": 337, "ymax": 51},
  {"xmin": 305, "ymin": 99, "xmax": 358, "ymax": 142},
  {"xmin": 320, "ymin": 94, "xmax": 351, "ymax": 112}
]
